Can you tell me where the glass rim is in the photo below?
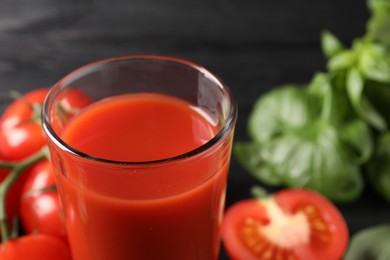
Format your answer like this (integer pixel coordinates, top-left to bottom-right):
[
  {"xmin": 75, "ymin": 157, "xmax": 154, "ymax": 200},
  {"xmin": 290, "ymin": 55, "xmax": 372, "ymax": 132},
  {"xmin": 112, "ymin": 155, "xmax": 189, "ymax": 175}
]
[{"xmin": 41, "ymin": 55, "xmax": 237, "ymax": 166}]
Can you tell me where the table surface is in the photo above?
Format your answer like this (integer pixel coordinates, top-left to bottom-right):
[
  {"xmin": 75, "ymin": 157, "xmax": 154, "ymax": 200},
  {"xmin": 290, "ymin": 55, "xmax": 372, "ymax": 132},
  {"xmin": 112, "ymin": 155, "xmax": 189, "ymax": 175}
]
[{"xmin": 0, "ymin": 0, "xmax": 389, "ymax": 258}]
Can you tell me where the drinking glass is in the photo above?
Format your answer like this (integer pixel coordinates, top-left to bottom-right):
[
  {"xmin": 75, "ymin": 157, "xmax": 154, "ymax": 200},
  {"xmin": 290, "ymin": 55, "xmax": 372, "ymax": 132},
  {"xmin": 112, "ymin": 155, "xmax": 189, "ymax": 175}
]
[{"xmin": 41, "ymin": 55, "xmax": 237, "ymax": 260}]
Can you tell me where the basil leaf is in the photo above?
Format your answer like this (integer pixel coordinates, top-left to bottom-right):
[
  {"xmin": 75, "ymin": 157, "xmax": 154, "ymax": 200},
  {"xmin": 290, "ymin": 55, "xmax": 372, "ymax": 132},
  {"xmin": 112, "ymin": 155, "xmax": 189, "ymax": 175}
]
[
  {"xmin": 257, "ymin": 121, "xmax": 363, "ymax": 202},
  {"xmin": 346, "ymin": 68, "xmax": 365, "ymax": 107},
  {"xmin": 368, "ymin": 0, "xmax": 390, "ymax": 14},
  {"xmin": 248, "ymin": 86, "xmax": 321, "ymax": 143},
  {"xmin": 366, "ymin": 132, "xmax": 390, "ymax": 201},
  {"xmin": 321, "ymin": 30, "xmax": 345, "ymax": 58},
  {"xmin": 308, "ymin": 73, "xmax": 333, "ymax": 120},
  {"xmin": 327, "ymin": 50, "xmax": 356, "ymax": 71},
  {"xmin": 364, "ymin": 79, "xmax": 390, "ymax": 124},
  {"xmin": 367, "ymin": 0, "xmax": 390, "ymax": 47},
  {"xmin": 359, "ymin": 43, "xmax": 390, "ymax": 83},
  {"xmin": 346, "ymin": 68, "xmax": 387, "ymax": 131},
  {"xmin": 345, "ymin": 224, "xmax": 390, "ymax": 260},
  {"xmin": 360, "ymin": 97, "xmax": 388, "ymax": 131},
  {"xmin": 241, "ymin": 85, "xmax": 367, "ymax": 202},
  {"xmin": 340, "ymin": 119, "xmax": 373, "ymax": 163},
  {"xmin": 309, "ymin": 72, "xmax": 353, "ymax": 124},
  {"xmin": 234, "ymin": 142, "xmax": 282, "ymax": 186}
]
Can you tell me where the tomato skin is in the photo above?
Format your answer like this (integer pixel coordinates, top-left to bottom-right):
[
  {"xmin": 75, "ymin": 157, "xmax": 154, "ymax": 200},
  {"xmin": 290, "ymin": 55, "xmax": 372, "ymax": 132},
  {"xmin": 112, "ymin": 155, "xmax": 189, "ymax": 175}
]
[
  {"xmin": 0, "ymin": 88, "xmax": 92, "ymax": 160},
  {"xmin": 222, "ymin": 200, "xmax": 268, "ymax": 260},
  {"xmin": 0, "ymin": 88, "xmax": 49, "ymax": 161},
  {"xmin": 0, "ymin": 88, "xmax": 49, "ymax": 130},
  {"xmin": 221, "ymin": 189, "xmax": 349, "ymax": 260},
  {"xmin": 20, "ymin": 159, "xmax": 66, "ymax": 240},
  {"xmin": 0, "ymin": 234, "xmax": 72, "ymax": 260},
  {"xmin": 0, "ymin": 123, "xmax": 46, "ymax": 161}
]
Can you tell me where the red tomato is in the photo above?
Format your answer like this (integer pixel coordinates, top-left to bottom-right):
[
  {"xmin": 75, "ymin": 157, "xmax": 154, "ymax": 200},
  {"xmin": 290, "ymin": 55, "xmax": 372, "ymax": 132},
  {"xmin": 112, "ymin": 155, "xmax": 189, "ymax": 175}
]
[
  {"xmin": 20, "ymin": 159, "xmax": 66, "ymax": 240},
  {"xmin": 0, "ymin": 88, "xmax": 49, "ymax": 130},
  {"xmin": 0, "ymin": 122, "xmax": 46, "ymax": 161},
  {"xmin": 221, "ymin": 189, "xmax": 349, "ymax": 260},
  {"xmin": 0, "ymin": 88, "xmax": 92, "ymax": 161},
  {"xmin": 0, "ymin": 88, "xmax": 49, "ymax": 161},
  {"xmin": 0, "ymin": 234, "xmax": 72, "ymax": 260}
]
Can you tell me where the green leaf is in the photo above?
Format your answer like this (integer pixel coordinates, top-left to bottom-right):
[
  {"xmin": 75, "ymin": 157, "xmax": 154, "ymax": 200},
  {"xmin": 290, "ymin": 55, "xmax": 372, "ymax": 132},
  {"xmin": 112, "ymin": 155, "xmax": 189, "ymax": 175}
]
[
  {"xmin": 321, "ymin": 30, "xmax": 345, "ymax": 58},
  {"xmin": 346, "ymin": 68, "xmax": 365, "ymax": 106},
  {"xmin": 308, "ymin": 72, "xmax": 352, "ymax": 124},
  {"xmin": 308, "ymin": 73, "xmax": 333, "ymax": 120},
  {"xmin": 248, "ymin": 86, "xmax": 321, "ymax": 143},
  {"xmin": 368, "ymin": 0, "xmax": 390, "ymax": 13},
  {"xmin": 241, "ymin": 84, "xmax": 367, "ymax": 202},
  {"xmin": 346, "ymin": 68, "xmax": 387, "ymax": 131},
  {"xmin": 366, "ymin": 132, "xmax": 390, "ymax": 201},
  {"xmin": 359, "ymin": 97, "xmax": 388, "ymax": 131},
  {"xmin": 358, "ymin": 43, "xmax": 390, "ymax": 83},
  {"xmin": 367, "ymin": 0, "xmax": 390, "ymax": 47},
  {"xmin": 364, "ymin": 79, "xmax": 390, "ymax": 124},
  {"xmin": 345, "ymin": 224, "xmax": 390, "ymax": 260},
  {"xmin": 234, "ymin": 142, "xmax": 282, "ymax": 186},
  {"xmin": 257, "ymin": 121, "xmax": 363, "ymax": 202},
  {"xmin": 327, "ymin": 50, "xmax": 356, "ymax": 71},
  {"xmin": 339, "ymin": 119, "xmax": 373, "ymax": 164}
]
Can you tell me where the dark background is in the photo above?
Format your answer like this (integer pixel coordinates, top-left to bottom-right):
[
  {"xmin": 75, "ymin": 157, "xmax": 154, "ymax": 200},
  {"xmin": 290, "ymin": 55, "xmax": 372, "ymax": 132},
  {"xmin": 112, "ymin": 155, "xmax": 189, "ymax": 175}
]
[{"xmin": 0, "ymin": 0, "xmax": 388, "ymax": 259}]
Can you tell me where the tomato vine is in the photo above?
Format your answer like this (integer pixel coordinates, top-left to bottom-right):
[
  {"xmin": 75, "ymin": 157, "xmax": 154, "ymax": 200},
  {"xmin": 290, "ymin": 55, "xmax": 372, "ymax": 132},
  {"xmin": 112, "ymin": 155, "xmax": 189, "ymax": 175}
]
[{"xmin": 0, "ymin": 147, "xmax": 50, "ymax": 242}]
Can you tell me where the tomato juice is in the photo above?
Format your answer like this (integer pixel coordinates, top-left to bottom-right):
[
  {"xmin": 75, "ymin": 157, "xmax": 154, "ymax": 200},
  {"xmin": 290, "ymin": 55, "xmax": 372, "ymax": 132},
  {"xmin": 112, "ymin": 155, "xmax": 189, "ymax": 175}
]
[{"xmin": 50, "ymin": 93, "xmax": 234, "ymax": 260}]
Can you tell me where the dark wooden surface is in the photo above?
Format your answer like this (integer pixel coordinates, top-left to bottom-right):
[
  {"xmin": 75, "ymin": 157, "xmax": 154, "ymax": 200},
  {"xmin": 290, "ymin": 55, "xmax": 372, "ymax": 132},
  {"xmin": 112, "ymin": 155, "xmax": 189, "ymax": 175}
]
[{"xmin": 0, "ymin": 0, "xmax": 388, "ymax": 259}]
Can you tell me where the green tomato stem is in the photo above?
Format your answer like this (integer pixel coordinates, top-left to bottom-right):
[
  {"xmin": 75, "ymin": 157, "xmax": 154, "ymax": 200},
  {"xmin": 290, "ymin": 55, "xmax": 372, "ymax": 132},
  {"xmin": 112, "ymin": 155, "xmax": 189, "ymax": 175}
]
[{"xmin": 0, "ymin": 146, "xmax": 50, "ymax": 243}]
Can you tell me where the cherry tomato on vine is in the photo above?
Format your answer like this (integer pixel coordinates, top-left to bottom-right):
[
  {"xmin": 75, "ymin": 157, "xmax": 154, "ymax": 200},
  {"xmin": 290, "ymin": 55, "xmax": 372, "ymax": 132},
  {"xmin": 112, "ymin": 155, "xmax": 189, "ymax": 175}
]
[
  {"xmin": 0, "ymin": 234, "xmax": 72, "ymax": 260},
  {"xmin": 20, "ymin": 159, "xmax": 66, "ymax": 240},
  {"xmin": 0, "ymin": 88, "xmax": 92, "ymax": 161},
  {"xmin": 221, "ymin": 189, "xmax": 349, "ymax": 260},
  {"xmin": 0, "ymin": 88, "xmax": 49, "ymax": 161},
  {"xmin": 0, "ymin": 123, "xmax": 46, "ymax": 161},
  {"xmin": 0, "ymin": 88, "xmax": 49, "ymax": 130}
]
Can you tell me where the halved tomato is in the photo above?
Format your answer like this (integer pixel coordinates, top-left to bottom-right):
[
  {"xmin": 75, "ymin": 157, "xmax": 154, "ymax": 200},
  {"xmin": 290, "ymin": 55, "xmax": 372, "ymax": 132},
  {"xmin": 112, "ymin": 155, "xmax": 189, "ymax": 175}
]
[{"xmin": 221, "ymin": 189, "xmax": 349, "ymax": 260}]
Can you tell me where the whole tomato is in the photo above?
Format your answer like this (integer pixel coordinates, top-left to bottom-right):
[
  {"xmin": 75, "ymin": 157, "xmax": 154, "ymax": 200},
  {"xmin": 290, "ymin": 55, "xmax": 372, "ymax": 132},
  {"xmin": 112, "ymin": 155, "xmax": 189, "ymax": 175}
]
[
  {"xmin": 0, "ymin": 88, "xmax": 49, "ymax": 130},
  {"xmin": 0, "ymin": 234, "xmax": 72, "ymax": 260},
  {"xmin": 20, "ymin": 159, "xmax": 66, "ymax": 240},
  {"xmin": 0, "ymin": 88, "xmax": 92, "ymax": 161},
  {"xmin": 0, "ymin": 88, "xmax": 49, "ymax": 161}
]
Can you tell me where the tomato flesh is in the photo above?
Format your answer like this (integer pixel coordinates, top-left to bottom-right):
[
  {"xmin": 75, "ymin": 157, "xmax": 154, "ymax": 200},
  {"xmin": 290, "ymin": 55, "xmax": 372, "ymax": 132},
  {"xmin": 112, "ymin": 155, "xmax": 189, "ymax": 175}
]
[{"xmin": 222, "ymin": 189, "xmax": 349, "ymax": 260}]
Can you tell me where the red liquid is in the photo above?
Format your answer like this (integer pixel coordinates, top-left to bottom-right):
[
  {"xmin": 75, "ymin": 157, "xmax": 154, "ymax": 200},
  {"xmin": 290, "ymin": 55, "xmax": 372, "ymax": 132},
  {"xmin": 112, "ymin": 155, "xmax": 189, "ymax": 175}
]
[{"xmin": 52, "ymin": 93, "xmax": 233, "ymax": 260}]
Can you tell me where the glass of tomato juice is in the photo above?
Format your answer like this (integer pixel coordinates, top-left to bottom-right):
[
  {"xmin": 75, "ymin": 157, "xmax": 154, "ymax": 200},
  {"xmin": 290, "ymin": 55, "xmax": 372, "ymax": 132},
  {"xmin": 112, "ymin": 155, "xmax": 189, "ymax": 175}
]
[{"xmin": 41, "ymin": 55, "xmax": 237, "ymax": 260}]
